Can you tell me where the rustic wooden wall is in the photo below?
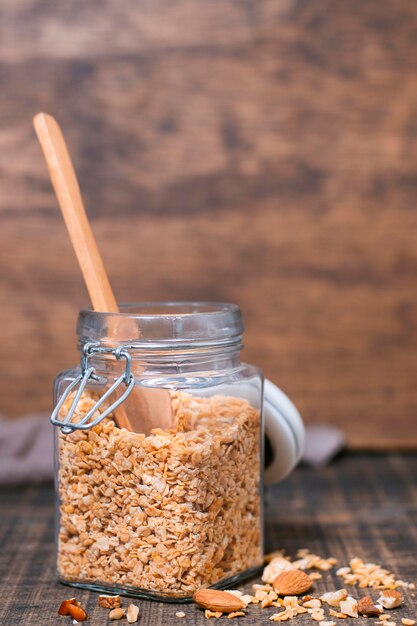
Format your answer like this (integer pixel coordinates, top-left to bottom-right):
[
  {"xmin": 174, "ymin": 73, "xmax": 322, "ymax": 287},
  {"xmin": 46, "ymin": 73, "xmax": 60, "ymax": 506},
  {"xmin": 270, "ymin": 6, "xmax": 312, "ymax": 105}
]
[{"xmin": 1, "ymin": 0, "xmax": 417, "ymax": 448}]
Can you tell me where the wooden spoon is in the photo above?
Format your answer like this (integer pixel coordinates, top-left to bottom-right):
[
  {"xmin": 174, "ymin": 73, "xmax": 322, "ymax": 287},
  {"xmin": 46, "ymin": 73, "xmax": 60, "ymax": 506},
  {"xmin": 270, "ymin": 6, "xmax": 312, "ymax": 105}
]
[{"xmin": 33, "ymin": 112, "xmax": 173, "ymax": 434}]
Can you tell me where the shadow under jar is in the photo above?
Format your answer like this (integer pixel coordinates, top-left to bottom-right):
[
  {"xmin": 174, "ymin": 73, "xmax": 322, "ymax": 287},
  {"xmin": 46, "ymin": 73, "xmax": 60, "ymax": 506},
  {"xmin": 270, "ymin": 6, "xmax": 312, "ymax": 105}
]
[{"xmin": 53, "ymin": 302, "xmax": 264, "ymax": 601}]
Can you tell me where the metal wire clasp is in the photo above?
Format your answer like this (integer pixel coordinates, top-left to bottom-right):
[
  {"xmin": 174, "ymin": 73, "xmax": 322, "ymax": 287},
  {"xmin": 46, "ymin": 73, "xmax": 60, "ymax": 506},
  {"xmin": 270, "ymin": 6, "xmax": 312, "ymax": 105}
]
[{"xmin": 50, "ymin": 342, "xmax": 136, "ymax": 434}]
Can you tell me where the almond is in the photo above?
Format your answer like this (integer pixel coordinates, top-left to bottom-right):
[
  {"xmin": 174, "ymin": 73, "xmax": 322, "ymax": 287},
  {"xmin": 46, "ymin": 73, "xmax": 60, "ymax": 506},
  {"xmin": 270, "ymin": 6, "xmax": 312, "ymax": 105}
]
[
  {"xmin": 273, "ymin": 570, "xmax": 313, "ymax": 596},
  {"xmin": 339, "ymin": 596, "xmax": 358, "ymax": 618},
  {"xmin": 358, "ymin": 596, "xmax": 382, "ymax": 616},
  {"xmin": 321, "ymin": 590, "xmax": 348, "ymax": 608},
  {"xmin": 58, "ymin": 598, "xmax": 78, "ymax": 615},
  {"xmin": 126, "ymin": 603, "xmax": 140, "ymax": 623},
  {"xmin": 379, "ymin": 590, "xmax": 403, "ymax": 609},
  {"xmin": 67, "ymin": 603, "xmax": 88, "ymax": 622},
  {"xmin": 193, "ymin": 589, "xmax": 245, "ymax": 613}
]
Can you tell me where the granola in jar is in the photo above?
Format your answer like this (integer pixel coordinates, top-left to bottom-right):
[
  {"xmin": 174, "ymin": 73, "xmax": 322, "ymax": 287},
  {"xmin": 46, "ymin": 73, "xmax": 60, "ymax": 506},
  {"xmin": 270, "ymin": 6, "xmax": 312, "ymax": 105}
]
[{"xmin": 57, "ymin": 390, "xmax": 262, "ymax": 598}]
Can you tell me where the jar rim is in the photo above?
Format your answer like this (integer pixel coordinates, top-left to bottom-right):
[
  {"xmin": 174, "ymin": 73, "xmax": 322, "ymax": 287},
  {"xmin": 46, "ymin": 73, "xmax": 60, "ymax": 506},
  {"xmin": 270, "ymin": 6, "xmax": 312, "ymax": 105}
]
[{"xmin": 77, "ymin": 301, "xmax": 244, "ymax": 349}]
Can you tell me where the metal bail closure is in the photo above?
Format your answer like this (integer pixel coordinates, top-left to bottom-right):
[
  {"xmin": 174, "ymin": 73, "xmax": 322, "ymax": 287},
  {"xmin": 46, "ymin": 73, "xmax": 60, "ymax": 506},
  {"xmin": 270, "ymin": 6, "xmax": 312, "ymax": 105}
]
[{"xmin": 50, "ymin": 342, "xmax": 136, "ymax": 434}]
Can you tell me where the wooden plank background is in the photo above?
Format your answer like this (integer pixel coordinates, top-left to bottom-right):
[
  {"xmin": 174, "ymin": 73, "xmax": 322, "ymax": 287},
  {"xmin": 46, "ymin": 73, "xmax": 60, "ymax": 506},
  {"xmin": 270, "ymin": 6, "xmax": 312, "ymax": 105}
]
[{"xmin": 1, "ymin": 0, "xmax": 417, "ymax": 448}]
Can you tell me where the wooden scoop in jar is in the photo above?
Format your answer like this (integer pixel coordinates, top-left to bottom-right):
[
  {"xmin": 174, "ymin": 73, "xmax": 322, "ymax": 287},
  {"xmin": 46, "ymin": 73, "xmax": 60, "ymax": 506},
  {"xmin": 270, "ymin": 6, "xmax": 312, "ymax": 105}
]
[{"xmin": 33, "ymin": 113, "xmax": 173, "ymax": 434}]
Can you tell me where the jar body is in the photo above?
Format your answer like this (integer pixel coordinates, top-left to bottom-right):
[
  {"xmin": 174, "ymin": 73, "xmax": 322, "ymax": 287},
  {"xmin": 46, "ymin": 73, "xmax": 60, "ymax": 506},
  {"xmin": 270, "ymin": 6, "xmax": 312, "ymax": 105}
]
[{"xmin": 53, "ymin": 303, "xmax": 264, "ymax": 601}]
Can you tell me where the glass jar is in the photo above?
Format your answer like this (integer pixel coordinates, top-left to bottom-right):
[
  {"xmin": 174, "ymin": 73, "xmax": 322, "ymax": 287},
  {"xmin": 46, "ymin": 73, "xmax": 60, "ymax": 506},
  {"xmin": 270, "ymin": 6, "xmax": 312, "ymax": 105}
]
[{"xmin": 52, "ymin": 302, "xmax": 265, "ymax": 601}]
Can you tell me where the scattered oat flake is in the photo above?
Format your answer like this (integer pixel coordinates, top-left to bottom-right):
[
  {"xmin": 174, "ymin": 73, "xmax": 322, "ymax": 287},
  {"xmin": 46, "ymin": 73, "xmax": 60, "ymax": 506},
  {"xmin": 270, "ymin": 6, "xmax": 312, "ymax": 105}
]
[
  {"xmin": 263, "ymin": 558, "xmax": 295, "ymax": 583},
  {"xmin": 265, "ymin": 550, "xmax": 287, "ymax": 563},
  {"xmin": 176, "ymin": 612, "xmax": 186, "ymax": 618},
  {"xmin": 320, "ymin": 622, "xmax": 336, "ymax": 626},
  {"xmin": 336, "ymin": 559, "xmax": 412, "ymax": 591},
  {"xmin": 402, "ymin": 620, "xmax": 415, "ymax": 626},
  {"xmin": 283, "ymin": 596, "xmax": 306, "ymax": 612},
  {"xmin": 336, "ymin": 568, "xmax": 351, "ymax": 577},
  {"xmin": 304, "ymin": 600, "xmax": 322, "ymax": 609},
  {"xmin": 224, "ymin": 590, "xmax": 243, "ymax": 598},
  {"xmin": 262, "ymin": 591, "xmax": 279, "ymax": 608},
  {"xmin": 256, "ymin": 590, "xmax": 269, "ymax": 600},
  {"xmin": 310, "ymin": 573, "xmax": 323, "ymax": 580},
  {"xmin": 270, "ymin": 611, "xmax": 291, "ymax": 622},
  {"xmin": 311, "ymin": 610, "xmax": 326, "ymax": 621},
  {"xmin": 254, "ymin": 583, "xmax": 272, "ymax": 592},
  {"xmin": 205, "ymin": 610, "xmax": 223, "ymax": 619},
  {"xmin": 329, "ymin": 609, "xmax": 348, "ymax": 619},
  {"xmin": 228, "ymin": 612, "xmax": 245, "ymax": 618}
]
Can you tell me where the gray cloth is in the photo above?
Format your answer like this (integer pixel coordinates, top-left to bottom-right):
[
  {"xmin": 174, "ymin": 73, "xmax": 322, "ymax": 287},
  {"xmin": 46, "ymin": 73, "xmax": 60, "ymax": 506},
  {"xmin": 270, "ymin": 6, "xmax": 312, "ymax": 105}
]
[
  {"xmin": 302, "ymin": 425, "xmax": 346, "ymax": 467},
  {"xmin": 0, "ymin": 414, "xmax": 53, "ymax": 485},
  {"xmin": 0, "ymin": 415, "xmax": 346, "ymax": 485}
]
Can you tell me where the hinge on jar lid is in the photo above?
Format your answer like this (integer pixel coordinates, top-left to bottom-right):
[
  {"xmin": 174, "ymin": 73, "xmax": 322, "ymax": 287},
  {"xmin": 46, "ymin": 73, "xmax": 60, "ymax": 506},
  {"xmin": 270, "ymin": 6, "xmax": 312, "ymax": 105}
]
[{"xmin": 50, "ymin": 342, "xmax": 136, "ymax": 434}]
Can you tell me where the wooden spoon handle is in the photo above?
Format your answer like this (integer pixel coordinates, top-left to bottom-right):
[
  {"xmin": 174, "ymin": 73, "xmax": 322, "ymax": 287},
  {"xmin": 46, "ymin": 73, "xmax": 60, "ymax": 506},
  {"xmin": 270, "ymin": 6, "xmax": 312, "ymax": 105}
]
[
  {"xmin": 33, "ymin": 113, "xmax": 118, "ymax": 313},
  {"xmin": 33, "ymin": 113, "xmax": 132, "ymax": 430}
]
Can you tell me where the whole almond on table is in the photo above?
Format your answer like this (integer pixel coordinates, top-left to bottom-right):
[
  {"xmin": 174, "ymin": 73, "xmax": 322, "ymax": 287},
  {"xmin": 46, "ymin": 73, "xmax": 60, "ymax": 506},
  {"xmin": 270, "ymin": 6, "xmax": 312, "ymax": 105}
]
[
  {"xmin": 58, "ymin": 598, "xmax": 79, "ymax": 615},
  {"xmin": 358, "ymin": 596, "xmax": 382, "ymax": 616},
  {"xmin": 67, "ymin": 603, "xmax": 88, "ymax": 622},
  {"xmin": 193, "ymin": 589, "xmax": 245, "ymax": 613},
  {"xmin": 273, "ymin": 570, "xmax": 313, "ymax": 596}
]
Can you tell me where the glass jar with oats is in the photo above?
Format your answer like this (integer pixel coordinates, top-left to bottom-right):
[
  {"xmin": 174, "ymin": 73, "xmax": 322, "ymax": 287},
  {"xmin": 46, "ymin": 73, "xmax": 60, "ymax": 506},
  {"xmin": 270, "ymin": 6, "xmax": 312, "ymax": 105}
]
[{"xmin": 52, "ymin": 303, "xmax": 264, "ymax": 601}]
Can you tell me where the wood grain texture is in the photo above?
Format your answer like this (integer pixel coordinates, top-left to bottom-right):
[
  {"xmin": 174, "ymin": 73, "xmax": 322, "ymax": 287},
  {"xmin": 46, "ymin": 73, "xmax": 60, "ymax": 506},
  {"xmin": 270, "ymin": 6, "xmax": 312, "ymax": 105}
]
[
  {"xmin": 1, "ymin": 454, "xmax": 416, "ymax": 622},
  {"xmin": 1, "ymin": 1, "xmax": 417, "ymax": 447}
]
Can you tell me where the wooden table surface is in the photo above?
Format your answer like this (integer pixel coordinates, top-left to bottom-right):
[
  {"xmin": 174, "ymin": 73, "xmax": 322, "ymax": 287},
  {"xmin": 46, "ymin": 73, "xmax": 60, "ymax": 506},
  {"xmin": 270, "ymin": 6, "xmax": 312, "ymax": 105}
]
[{"xmin": 1, "ymin": 454, "xmax": 416, "ymax": 624}]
